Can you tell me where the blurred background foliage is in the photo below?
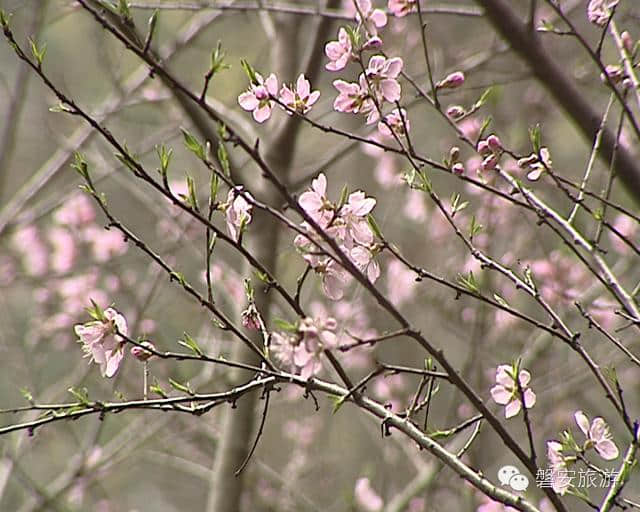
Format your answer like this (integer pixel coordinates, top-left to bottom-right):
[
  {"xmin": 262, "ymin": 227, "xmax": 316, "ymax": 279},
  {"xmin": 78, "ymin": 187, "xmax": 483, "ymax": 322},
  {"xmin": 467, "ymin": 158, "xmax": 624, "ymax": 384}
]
[{"xmin": 0, "ymin": 1, "xmax": 639, "ymax": 511}]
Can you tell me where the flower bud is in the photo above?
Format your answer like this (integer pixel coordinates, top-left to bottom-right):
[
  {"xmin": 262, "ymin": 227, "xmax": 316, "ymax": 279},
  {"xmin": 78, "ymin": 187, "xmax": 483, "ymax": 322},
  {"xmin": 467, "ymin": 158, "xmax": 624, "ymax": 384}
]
[
  {"xmin": 517, "ymin": 154, "xmax": 538, "ymax": 168},
  {"xmin": 481, "ymin": 154, "xmax": 498, "ymax": 171},
  {"xmin": 452, "ymin": 162, "xmax": 465, "ymax": 176},
  {"xmin": 449, "ymin": 146, "xmax": 460, "ymax": 162},
  {"xmin": 477, "ymin": 140, "xmax": 491, "ymax": 156},
  {"xmin": 362, "ymin": 36, "xmax": 383, "ymax": 50},
  {"xmin": 446, "ymin": 105, "xmax": 465, "ymax": 119},
  {"xmin": 437, "ymin": 71, "xmax": 465, "ymax": 90},
  {"xmin": 486, "ymin": 134, "xmax": 503, "ymax": 151},
  {"xmin": 621, "ymin": 31, "xmax": 634, "ymax": 53},
  {"xmin": 242, "ymin": 306, "xmax": 261, "ymax": 330},
  {"xmin": 131, "ymin": 341, "xmax": 156, "ymax": 361}
]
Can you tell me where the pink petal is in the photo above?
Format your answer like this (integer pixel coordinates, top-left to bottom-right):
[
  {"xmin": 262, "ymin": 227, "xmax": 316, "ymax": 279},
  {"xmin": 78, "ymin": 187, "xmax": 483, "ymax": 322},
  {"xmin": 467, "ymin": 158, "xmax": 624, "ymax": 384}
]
[
  {"xmin": 367, "ymin": 260, "xmax": 380, "ymax": 282},
  {"xmin": 505, "ymin": 399, "xmax": 521, "ymax": 418},
  {"xmin": 517, "ymin": 369, "xmax": 531, "ymax": 387},
  {"xmin": 380, "ymin": 79, "xmax": 401, "ymax": 102},
  {"xmin": 238, "ymin": 91, "xmax": 258, "ymax": 111},
  {"xmin": 264, "ymin": 73, "xmax": 278, "ymax": 95},
  {"xmin": 296, "ymin": 74, "xmax": 310, "ymax": 97},
  {"xmin": 367, "ymin": 55, "xmax": 385, "ymax": 74},
  {"xmin": 371, "ymin": 9, "xmax": 388, "ymax": 27},
  {"xmin": 307, "ymin": 90, "xmax": 320, "ymax": 107},
  {"xmin": 312, "ymin": 173, "xmax": 327, "ymax": 196},
  {"xmin": 575, "ymin": 411, "xmax": 590, "ymax": 437},
  {"xmin": 595, "ymin": 439, "xmax": 619, "ymax": 460},
  {"xmin": 490, "ymin": 385, "xmax": 511, "ymax": 405},
  {"xmin": 523, "ymin": 388, "xmax": 536, "ymax": 408},
  {"xmin": 323, "ymin": 272, "xmax": 344, "ymax": 300},
  {"xmin": 383, "ymin": 57, "xmax": 403, "ymax": 78},
  {"xmin": 253, "ymin": 104, "xmax": 272, "ymax": 123},
  {"xmin": 299, "ymin": 191, "xmax": 323, "ymax": 213}
]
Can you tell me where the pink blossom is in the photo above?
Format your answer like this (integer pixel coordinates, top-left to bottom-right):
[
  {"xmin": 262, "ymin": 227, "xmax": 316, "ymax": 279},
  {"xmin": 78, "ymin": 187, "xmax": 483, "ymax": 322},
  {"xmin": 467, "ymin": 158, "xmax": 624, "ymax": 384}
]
[
  {"xmin": 333, "ymin": 79, "xmax": 369, "ymax": 114},
  {"xmin": 325, "ymin": 27, "xmax": 353, "ymax": 71},
  {"xmin": 490, "ymin": 364, "xmax": 536, "ymax": 418},
  {"xmin": 74, "ymin": 307, "xmax": 127, "ymax": 378},
  {"xmin": 48, "ymin": 227, "xmax": 76, "ymax": 274},
  {"xmin": 388, "ymin": 0, "xmax": 417, "ymax": 17},
  {"xmin": 83, "ymin": 226, "xmax": 127, "ymax": 262},
  {"xmin": 224, "ymin": 187, "xmax": 253, "ymax": 241},
  {"xmin": 365, "ymin": 55, "xmax": 403, "ymax": 102},
  {"xmin": 385, "ymin": 259, "xmax": 417, "ymax": 305},
  {"xmin": 378, "ymin": 108, "xmax": 410, "ymax": 137},
  {"xmin": 351, "ymin": 245, "xmax": 380, "ymax": 282},
  {"xmin": 609, "ymin": 214, "xmax": 637, "ymax": 254},
  {"xmin": 279, "ymin": 74, "xmax": 320, "ymax": 115},
  {"xmin": 476, "ymin": 495, "xmax": 518, "ymax": 512},
  {"xmin": 587, "ymin": 0, "xmax": 618, "ymax": 26},
  {"xmin": 54, "ymin": 194, "xmax": 95, "ymax": 227},
  {"xmin": 238, "ymin": 73, "xmax": 278, "ymax": 123},
  {"xmin": 298, "ymin": 173, "xmax": 333, "ymax": 227},
  {"xmin": 546, "ymin": 441, "xmax": 570, "ymax": 495},
  {"xmin": 11, "ymin": 225, "xmax": 49, "ymax": 276},
  {"xmin": 575, "ymin": 411, "xmax": 619, "ymax": 460},
  {"xmin": 354, "ymin": 477, "xmax": 383, "ymax": 512},
  {"xmin": 271, "ymin": 316, "xmax": 338, "ymax": 378},
  {"xmin": 354, "ymin": 0, "xmax": 388, "ymax": 36}
]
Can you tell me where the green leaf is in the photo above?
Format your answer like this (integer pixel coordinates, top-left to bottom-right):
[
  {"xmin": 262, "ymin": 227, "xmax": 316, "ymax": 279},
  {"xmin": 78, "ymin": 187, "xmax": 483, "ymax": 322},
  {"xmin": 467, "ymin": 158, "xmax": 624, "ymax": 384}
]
[
  {"xmin": 67, "ymin": 387, "xmax": 90, "ymax": 405},
  {"xmin": 469, "ymin": 215, "xmax": 483, "ymax": 239},
  {"xmin": 367, "ymin": 215, "xmax": 383, "ymax": 239},
  {"xmin": 329, "ymin": 394, "xmax": 346, "ymax": 414},
  {"xmin": 240, "ymin": 59, "xmax": 258, "ymax": 84},
  {"xmin": 181, "ymin": 127, "xmax": 206, "ymax": 160},
  {"xmin": 156, "ymin": 144, "xmax": 173, "ymax": 177},
  {"xmin": 178, "ymin": 332, "xmax": 204, "ymax": 356},
  {"xmin": 209, "ymin": 174, "xmax": 219, "ymax": 204},
  {"xmin": 209, "ymin": 40, "xmax": 230, "ymax": 76},
  {"xmin": 450, "ymin": 193, "xmax": 468, "ymax": 217},
  {"xmin": 337, "ymin": 184, "xmax": 349, "ymax": 209},
  {"xmin": 150, "ymin": 378, "xmax": 167, "ymax": 398},
  {"xmin": 493, "ymin": 293, "xmax": 509, "ymax": 308},
  {"xmin": 168, "ymin": 378, "xmax": 194, "ymax": 395},
  {"xmin": 170, "ymin": 271, "xmax": 186, "ymax": 286},
  {"xmin": 473, "ymin": 86, "xmax": 494, "ymax": 110},
  {"xmin": 71, "ymin": 152, "xmax": 89, "ymax": 180},
  {"xmin": 529, "ymin": 124, "xmax": 541, "ymax": 154},
  {"xmin": 20, "ymin": 388, "xmax": 34, "ymax": 404},
  {"xmin": 217, "ymin": 142, "xmax": 230, "ymax": 177},
  {"xmin": 457, "ymin": 271, "xmax": 480, "ymax": 294},
  {"xmin": 28, "ymin": 38, "xmax": 46, "ymax": 67},
  {"xmin": 273, "ymin": 318, "xmax": 298, "ymax": 332},
  {"xmin": 477, "ymin": 116, "xmax": 493, "ymax": 142},
  {"xmin": 186, "ymin": 174, "xmax": 199, "ymax": 211}
]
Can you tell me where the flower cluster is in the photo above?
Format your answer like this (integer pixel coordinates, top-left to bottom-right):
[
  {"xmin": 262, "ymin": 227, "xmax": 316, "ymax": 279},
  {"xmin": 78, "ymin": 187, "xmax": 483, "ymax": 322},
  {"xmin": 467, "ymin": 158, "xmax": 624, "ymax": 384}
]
[
  {"xmin": 587, "ymin": 0, "xmax": 618, "ymax": 26},
  {"xmin": 270, "ymin": 316, "xmax": 338, "ymax": 378},
  {"xmin": 332, "ymin": 54, "xmax": 405, "ymax": 135},
  {"xmin": 546, "ymin": 411, "xmax": 618, "ymax": 495},
  {"xmin": 74, "ymin": 305, "xmax": 128, "ymax": 378},
  {"xmin": 490, "ymin": 363, "xmax": 536, "ymax": 418},
  {"xmin": 477, "ymin": 134, "xmax": 503, "ymax": 172},
  {"xmin": 238, "ymin": 73, "xmax": 319, "ymax": 123},
  {"xmin": 518, "ymin": 147, "xmax": 552, "ymax": 181},
  {"xmin": 295, "ymin": 173, "xmax": 380, "ymax": 300}
]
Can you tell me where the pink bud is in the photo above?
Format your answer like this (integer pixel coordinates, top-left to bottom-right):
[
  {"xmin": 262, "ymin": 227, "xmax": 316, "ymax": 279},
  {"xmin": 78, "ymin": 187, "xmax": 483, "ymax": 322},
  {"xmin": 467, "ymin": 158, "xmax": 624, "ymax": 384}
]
[
  {"xmin": 362, "ymin": 36, "xmax": 383, "ymax": 50},
  {"xmin": 486, "ymin": 134, "xmax": 503, "ymax": 151},
  {"xmin": 517, "ymin": 154, "xmax": 538, "ymax": 167},
  {"xmin": 452, "ymin": 162, "xmax": 465, "ymax": 176},
  {"xmin": 481, "ymin": 154, "xmax": 498, "ymax": 171},
  {"xmin": 446, "ymin": 105, "xmax": 465, "ymax": 119},
  {"xmin": 621, "ymin": 31, "xmax": 633, "ymax": 53},
  {"xmin": 477, "ymin": 140, "xmax": 491, "ymax": 156},
  {"xmin": 131, "ymin": 341, "xmax": 156, "ymax": 361},
  {"xmin": 437, "ymin": 71, "xmax": 465, "ymax": 89}
]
